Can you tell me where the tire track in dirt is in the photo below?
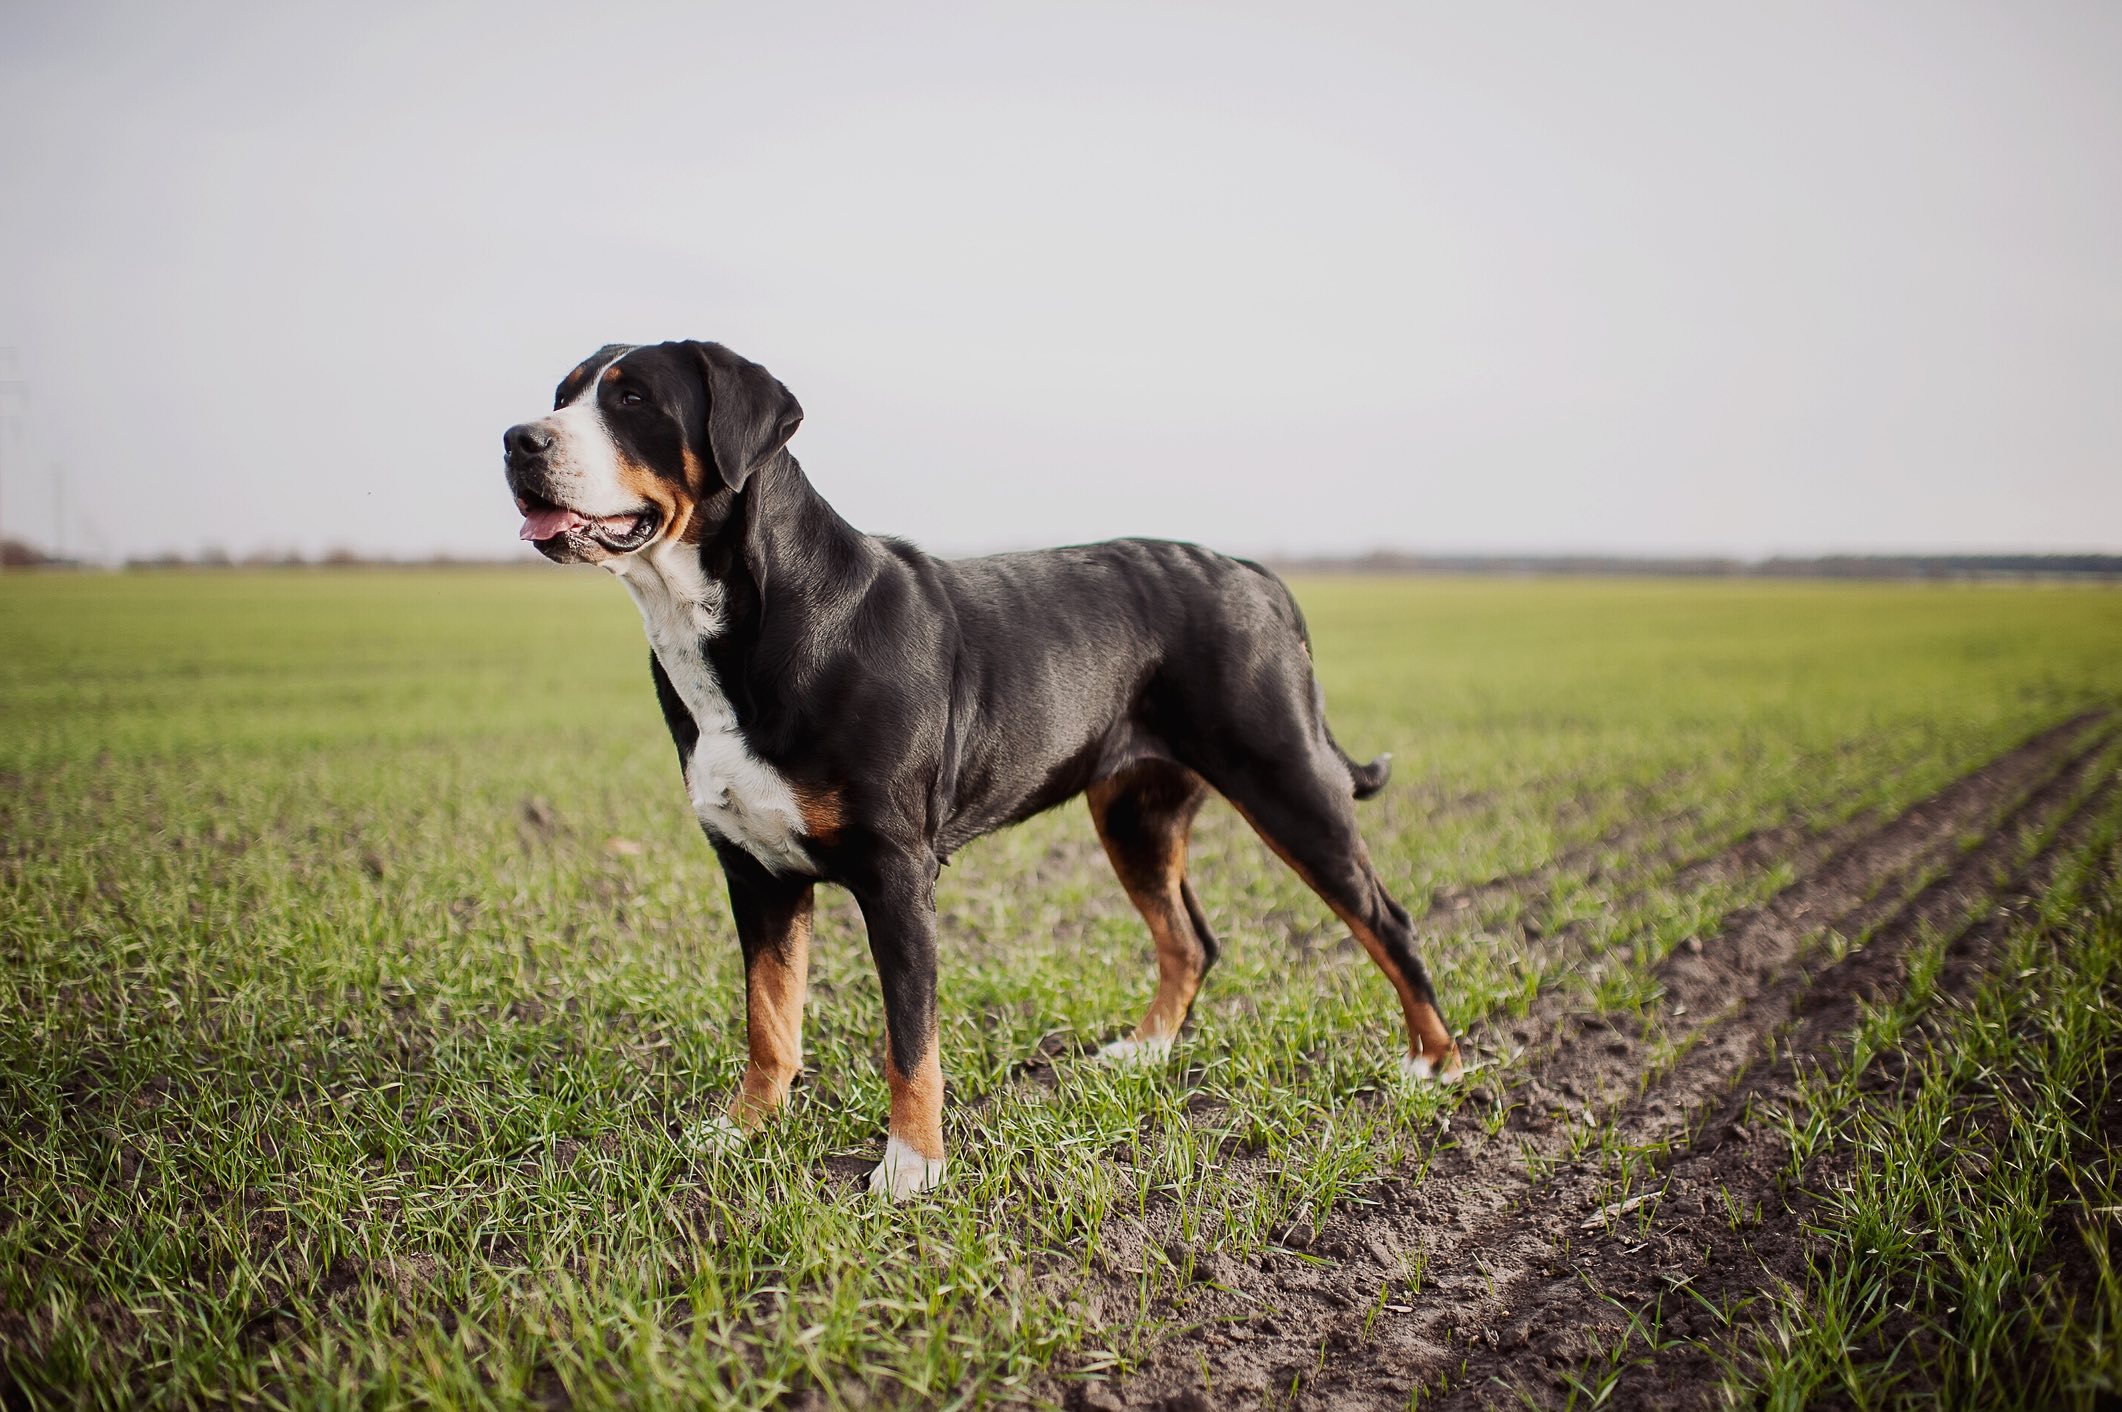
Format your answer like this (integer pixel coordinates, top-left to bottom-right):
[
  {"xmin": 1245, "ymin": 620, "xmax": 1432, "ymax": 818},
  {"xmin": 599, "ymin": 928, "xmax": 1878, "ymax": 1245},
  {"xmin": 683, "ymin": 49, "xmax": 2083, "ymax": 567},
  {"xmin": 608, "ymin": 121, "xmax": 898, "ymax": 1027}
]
[
  {"xmin": 1416, "ymin": 729, "xmax": 2118, "ymax": 1409},
  {"xmin": 1418, "ymin": 805, "xmax": 1698, "ymax": 924},
  {"xmin": 1464, "ymin": 799, "xmax": 1873, "ymax": 1034},
  {"xmin": 1573, "ymin": 806, "xmax": 2122, "ymax": 1410},
  {"xmin": 1461, "ymin": 710, "xmax": 2104, "ymax": 1077},
  {"xmin": 1412, "ymin": 733, "xmax": 1923, "ymax": 936},
  {"xmin": 1407, "ymin": 745, "xmax": 1930, "ymax": 975},
  {"xmin": 1446, "ymin": 733, "xmax": 1980, "ymax": 1084},
  {"xmin": 1078, "ymin": 709, "xmax": 2112, "ymax": 1411}
]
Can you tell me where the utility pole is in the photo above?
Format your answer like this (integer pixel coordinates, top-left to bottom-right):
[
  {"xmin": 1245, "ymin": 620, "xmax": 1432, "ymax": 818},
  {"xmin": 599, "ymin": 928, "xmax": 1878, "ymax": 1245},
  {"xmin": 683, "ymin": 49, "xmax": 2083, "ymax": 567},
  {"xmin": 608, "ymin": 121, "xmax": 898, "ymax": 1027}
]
[{"xmin": 53, "ymin": 462, "xmax": 66, "ymax": 563}]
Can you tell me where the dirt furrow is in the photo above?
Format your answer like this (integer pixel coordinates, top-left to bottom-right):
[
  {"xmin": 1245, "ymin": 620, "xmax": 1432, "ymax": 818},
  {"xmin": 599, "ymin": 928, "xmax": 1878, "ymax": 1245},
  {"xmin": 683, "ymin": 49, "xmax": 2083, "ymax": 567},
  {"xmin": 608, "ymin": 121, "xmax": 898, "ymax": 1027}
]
[
  {"xmin": 1445, "ymin": 769, "xmax": 2121, "ymax": 1410},
  {"xmin": 1080, "ymin": 710, "xmax": 2111, "ymax": 1411},
  {"xmin": 1415, "ymin": 734, "xmax": 1923, "ymax": 934},
  {"xmin": 1617, "ymin": 836, "xmax": 2120, "ymax": 1406},
  {"xmin": 1405, "ymin": 797, "xmax": 1838, "ymax": 965},
  {"xmin": 1419, "ymin": 805, "xmax": 1699, "ymax": 925},
  {"xmin": 1460, "ymin": 711, "xmax": 2101, "ymax": 1086}
]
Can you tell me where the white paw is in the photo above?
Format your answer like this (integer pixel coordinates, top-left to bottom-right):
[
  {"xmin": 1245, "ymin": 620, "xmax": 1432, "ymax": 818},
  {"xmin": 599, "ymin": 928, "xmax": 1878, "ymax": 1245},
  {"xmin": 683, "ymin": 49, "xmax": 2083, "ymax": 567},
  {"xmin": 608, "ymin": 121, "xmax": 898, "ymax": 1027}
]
[
  {"xmin": 687, "ymin": 1114, "xmax": 748, "ymax": 1153},
  {"xmin": 1097, "ymin": 1034, "xmax": 1174, "ymax": 1068},
  {"xmin": 1398, "ymin": 1050, "xmax": 1467, "ymax": 1086},
  {"xmin": 867, "ymin": 1135, "xmax": 946, "ymax": 1200}
]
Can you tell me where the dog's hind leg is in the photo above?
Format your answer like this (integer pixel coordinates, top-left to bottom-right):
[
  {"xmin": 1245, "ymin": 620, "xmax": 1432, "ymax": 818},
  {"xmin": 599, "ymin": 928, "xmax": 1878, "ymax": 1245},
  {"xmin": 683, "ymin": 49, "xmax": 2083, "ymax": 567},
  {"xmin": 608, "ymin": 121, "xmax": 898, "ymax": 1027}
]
[
  {"xmin": 1214, "ymin": 745, "xmax": 1462, "ymax": 1082},
  {"xmin": 1087, "ymin": 761, "xmax": 1218, "ymax": 1065}
]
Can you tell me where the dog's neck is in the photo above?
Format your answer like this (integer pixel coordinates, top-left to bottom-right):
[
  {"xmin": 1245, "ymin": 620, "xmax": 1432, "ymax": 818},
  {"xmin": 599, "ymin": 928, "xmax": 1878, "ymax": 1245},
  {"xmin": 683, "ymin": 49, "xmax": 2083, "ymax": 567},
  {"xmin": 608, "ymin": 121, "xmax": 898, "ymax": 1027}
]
[
  {"xmin": 702, "ymin": 453, "xmax": 876, "ymax": 637},
  {"xmin": 614, "ymin": 454, "xmax": 877, "ymax": 716}
]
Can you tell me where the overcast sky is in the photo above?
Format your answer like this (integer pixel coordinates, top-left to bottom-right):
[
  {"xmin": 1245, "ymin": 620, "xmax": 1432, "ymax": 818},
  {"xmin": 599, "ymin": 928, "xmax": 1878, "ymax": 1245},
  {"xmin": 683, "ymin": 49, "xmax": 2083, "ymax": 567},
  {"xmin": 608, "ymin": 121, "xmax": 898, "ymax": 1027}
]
[{"xmin": 0, "ymin": 1, "xmax": 2116, "ymax": 562}]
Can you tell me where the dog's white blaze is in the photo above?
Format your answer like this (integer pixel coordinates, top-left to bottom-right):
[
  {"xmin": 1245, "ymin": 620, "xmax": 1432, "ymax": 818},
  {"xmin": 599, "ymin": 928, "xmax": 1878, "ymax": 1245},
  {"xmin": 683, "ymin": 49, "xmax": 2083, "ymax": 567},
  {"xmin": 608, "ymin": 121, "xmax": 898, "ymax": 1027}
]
[
  {"xmin": 616, "ymin": 541, "xmax": 817, "ymax": 875},
  {"xmin": 531, "ymin": 353, "xmax": 640, "ymax": 518}
]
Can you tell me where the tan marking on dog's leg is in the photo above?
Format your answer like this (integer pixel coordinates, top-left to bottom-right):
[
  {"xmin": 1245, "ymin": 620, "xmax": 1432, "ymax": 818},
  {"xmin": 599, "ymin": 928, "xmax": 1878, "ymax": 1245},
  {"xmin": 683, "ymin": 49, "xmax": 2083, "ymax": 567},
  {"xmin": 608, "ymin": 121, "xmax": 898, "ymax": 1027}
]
[
  {"xmin": 1139, "ymin": 899, "xmax": 1204, "ymax": 1042},
  {"xmin": 726, "ymin": 892, "xmax": 813, "ymax": 1130},
  {"xmin": 1342, "ymin": 913, "xmax": 1462, "ymax": 1079},
  {"xmin": 884, "ymin": 1038, "xmax": 945, "ymax": 1160},
  {"xmin": 871, "ymin": 1028, "xmax": 946, "ymax": 1198},
  {"xmin": 1088, "ymin": 770, "xmax": 1211, "ymax": 1063},
  {"xmin": 1231, "ymin": 801, "xmax": 1462, "ymax": 1078}
]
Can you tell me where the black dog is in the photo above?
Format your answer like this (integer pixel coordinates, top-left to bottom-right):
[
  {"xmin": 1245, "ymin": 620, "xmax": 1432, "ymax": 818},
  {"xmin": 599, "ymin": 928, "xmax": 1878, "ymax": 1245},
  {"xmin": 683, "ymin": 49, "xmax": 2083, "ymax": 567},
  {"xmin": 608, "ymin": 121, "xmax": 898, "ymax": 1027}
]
[{"xmin": 503, "ymin": 341, "xmax": 1462, "ymax": 1197}]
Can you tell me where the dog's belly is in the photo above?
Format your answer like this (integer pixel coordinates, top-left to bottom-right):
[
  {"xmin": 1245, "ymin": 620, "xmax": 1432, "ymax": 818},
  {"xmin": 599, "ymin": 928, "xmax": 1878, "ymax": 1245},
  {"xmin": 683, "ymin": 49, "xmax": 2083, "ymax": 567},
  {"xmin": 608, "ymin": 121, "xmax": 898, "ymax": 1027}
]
[{"xmin": 618, "ymin": 544, "xmax": 816, "ymax": 876}]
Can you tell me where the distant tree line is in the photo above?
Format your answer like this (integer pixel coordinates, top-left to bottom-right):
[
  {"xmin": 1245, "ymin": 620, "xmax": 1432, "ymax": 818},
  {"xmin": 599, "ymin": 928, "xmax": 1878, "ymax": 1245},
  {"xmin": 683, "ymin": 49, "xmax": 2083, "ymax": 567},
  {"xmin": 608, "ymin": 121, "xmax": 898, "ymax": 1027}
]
[
  {"xmin": 1265, "ymin": 551, "xmax": 2122, "ymax": 581},
  {"xmin": 0, "ymin": 537, "xmax": 2116, "ymax": 580},
  {"xmin": 0, "ymin": 538, "xmax": 69, "ymax": 568},
  {"xmin": 1753, "ymin": 554, "xmax": 2122, "ymax": 579}
]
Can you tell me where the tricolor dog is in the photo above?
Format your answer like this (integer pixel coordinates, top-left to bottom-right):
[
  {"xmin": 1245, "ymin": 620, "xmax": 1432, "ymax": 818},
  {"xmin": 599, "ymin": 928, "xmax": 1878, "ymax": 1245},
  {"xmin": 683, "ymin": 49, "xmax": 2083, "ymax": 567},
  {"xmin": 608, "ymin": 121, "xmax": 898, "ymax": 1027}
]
[{"xmin": 502, "ymin": 341, "xmax": 1462, "ymax": 1198}]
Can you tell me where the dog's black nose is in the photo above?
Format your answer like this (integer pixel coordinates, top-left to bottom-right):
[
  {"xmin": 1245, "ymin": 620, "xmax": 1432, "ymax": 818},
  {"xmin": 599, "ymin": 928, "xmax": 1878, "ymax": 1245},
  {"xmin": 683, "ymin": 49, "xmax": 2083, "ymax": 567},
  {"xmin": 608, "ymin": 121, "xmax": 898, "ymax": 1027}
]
[{"xmin": 505, "ymin": 423, "xmax": 554, "ymax": 459}]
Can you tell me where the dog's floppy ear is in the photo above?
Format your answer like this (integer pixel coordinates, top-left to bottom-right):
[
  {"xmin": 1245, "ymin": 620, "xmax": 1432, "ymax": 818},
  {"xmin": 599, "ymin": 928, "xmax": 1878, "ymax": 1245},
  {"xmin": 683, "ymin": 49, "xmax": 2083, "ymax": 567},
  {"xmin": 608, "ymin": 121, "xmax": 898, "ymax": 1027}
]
[{"xmin": 687, "ymin": 341, "xmax": 803, "ymax": 493}]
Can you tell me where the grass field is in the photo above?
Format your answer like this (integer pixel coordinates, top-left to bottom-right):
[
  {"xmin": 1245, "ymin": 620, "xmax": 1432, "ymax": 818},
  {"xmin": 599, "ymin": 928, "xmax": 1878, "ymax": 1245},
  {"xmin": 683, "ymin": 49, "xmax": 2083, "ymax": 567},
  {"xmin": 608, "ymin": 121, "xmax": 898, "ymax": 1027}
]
[{"xmin": 3, "ymin": 569, "xmax": 2120, "ymax": 1410}]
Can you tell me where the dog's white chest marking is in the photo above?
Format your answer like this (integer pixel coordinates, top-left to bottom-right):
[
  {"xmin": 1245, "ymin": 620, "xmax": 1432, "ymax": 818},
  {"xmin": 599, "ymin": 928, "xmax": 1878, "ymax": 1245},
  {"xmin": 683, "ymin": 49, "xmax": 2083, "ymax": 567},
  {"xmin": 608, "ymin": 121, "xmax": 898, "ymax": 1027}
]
[{"xmin": 614, "ymin": 545, "xmax": 816, "ymax": 875}]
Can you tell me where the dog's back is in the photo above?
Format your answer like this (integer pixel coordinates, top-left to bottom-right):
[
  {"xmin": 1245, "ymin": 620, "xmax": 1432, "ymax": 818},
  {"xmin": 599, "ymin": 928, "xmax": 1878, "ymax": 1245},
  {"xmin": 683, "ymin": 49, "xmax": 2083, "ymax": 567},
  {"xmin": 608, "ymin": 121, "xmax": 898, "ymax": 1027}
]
[{"xmin": 925, "ymin": 537, "xmax": 1379, "ymax": 849}]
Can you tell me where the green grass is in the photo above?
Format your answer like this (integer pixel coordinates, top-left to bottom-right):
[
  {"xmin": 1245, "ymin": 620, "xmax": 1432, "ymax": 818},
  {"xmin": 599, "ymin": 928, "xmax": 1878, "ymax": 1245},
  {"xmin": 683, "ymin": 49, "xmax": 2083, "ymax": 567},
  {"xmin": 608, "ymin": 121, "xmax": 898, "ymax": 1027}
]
[
  {"xmin": 1741, "ymin": 790, "xmax": 2122, "ymax": 1411},
  {"xmin": 2, "ymin": 569, "xmax": 2120, "ymax": 1408}
]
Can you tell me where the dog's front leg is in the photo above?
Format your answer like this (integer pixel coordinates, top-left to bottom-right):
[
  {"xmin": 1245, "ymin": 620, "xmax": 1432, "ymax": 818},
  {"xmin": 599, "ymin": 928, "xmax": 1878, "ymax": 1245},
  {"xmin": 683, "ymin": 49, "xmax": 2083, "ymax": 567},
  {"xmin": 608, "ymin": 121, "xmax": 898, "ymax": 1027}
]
[
  {"xmin": 847, "ymin": 851, "xmax": 947, "ymax": 1200},
  {"xmin": 721, "ymin": 859, "xmax": 815, "ymax": 1134}
]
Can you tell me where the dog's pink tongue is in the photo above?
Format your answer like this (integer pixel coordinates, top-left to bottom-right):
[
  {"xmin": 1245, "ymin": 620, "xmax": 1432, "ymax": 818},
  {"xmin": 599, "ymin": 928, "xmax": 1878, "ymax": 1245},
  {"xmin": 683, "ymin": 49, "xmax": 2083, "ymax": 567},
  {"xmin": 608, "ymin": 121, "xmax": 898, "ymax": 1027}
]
[{"xmin": 520, "ymin": 505, "xmax": 589, "ymax": 541}]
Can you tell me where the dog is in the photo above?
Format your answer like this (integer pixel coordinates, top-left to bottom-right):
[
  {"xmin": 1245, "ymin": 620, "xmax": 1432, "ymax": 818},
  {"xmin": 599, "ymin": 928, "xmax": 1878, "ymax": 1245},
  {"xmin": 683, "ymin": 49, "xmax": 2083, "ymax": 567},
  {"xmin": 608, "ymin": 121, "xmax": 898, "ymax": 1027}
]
[{"xmin": 502, "ymin": 341, "xmax": 1463, "ymax": 1198}]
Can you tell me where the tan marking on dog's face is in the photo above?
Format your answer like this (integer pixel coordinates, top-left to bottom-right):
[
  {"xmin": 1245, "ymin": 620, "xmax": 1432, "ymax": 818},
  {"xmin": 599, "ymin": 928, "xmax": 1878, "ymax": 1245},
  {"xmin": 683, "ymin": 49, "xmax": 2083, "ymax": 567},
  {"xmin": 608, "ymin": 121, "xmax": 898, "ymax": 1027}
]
[
  {"xmin": 672, "ymin": 447, "xmax": 714, "ymax": 544},
  {"xmin": 604, "ymin": 401, "xmax": 720, "ymax": 552},
  {"xmin": 727, "ymin": 893, "xmax": 814, "ymax": 1129},
  {"xmin": 511, "ymin": 349, "xmax": 664, "ymax": 566},
  {"xmin": 519, "ymin": 347, "xmax": 718, "ymax": 564},
  {"xmin": 554, "ymin": 365, "xmax": 595, "ymax": 407},
  {"xmin": 611, "ymin": 449, "xmax": 696, "ymax": 552},
  {"xmin": 883, "ymin": 1031, "xmax": 945, "ymax": 1162}
]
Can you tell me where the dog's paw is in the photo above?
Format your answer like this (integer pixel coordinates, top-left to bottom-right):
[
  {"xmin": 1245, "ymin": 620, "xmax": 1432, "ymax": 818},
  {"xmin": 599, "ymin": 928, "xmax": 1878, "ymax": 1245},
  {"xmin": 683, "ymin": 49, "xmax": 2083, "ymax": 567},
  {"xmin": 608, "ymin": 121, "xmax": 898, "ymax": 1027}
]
[
  {"xmin": 868, "ymin": 1136, "xmax": 946, "ymax": 1201},
  {"xmin": 1398, "ymin": 1049, "xmax": 1468, "ymax": 1086},
  {"xmin": 685, "ymin": 1114, "xmax": 749, "ymax": 1154},
  {"xmin": 1096, "ymin": 1034, "xmax": 1174, "ymax": 1068}
]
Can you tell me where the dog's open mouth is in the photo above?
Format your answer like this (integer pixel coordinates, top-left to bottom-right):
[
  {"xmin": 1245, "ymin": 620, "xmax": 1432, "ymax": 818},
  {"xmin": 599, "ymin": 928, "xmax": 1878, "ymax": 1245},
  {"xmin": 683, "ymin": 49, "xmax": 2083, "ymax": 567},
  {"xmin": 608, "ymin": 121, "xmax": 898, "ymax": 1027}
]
[{"xmin": 516, "ymin": 495, "xmax": 661, "ymax": 552}]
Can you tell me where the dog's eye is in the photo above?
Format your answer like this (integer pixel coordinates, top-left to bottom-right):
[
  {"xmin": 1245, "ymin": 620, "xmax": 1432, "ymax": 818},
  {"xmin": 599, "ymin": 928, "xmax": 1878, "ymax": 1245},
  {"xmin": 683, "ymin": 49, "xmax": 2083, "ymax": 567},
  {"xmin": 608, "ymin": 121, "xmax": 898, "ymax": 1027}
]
[{"xmin": 616, "ymin": 389, "xmax": 644, "ymax": 408}]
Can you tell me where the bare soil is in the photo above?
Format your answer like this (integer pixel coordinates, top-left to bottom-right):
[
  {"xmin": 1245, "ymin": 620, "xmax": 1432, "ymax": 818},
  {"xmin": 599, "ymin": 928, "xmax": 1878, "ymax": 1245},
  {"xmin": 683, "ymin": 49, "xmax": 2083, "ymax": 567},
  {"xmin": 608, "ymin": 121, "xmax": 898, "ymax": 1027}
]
[{"xmin": 1058, "ymin": 712, "xmax": 2115, "ymax": 1411}]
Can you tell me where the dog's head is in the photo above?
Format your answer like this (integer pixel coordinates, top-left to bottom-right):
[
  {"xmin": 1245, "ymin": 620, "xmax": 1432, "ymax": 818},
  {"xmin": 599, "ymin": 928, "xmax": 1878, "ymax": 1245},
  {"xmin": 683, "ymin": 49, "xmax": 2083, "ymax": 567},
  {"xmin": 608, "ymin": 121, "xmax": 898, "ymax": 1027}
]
[{"xmin": 503, "ymin": 341, "xmax": 803, "ymax": 564}]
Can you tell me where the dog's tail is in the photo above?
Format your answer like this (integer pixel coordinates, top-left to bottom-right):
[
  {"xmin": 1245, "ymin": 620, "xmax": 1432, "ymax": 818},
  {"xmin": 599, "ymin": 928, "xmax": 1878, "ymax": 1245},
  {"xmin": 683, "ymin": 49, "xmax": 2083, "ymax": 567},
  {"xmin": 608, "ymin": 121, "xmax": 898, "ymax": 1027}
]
[
  {"xmin": 1337, "ymin": 740, "xmax": 1393, "ymax": 801},
  {"xmin": 1315, "ymin": 679, "xmax": 1392, "ymax": 801},
  {"xmin": 1243, "ymin": 556, "xmax": 1396, "ymax": 804}
]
